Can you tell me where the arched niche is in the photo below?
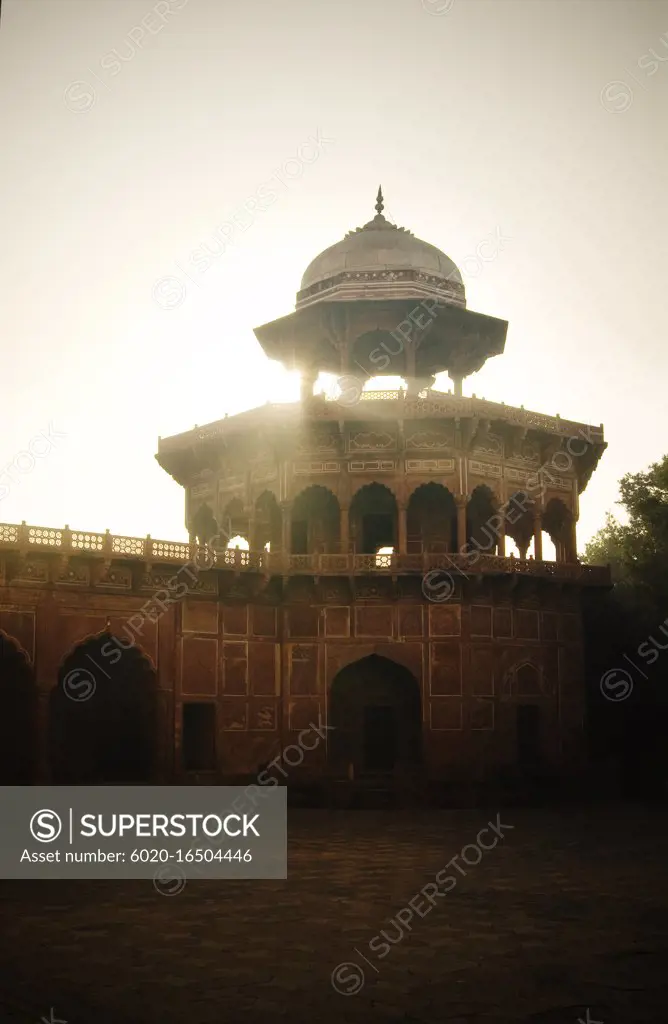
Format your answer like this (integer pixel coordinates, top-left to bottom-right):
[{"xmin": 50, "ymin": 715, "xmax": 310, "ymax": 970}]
[
  {"xmin": 407, "ymin": 482, "xmax": 457, "ymax": 554},
  {"xmin": 291, "ymin": 485, "xmax": 341, "ymax": 555},
  {"xmin": 49, "ymin": 633, "xmax": 157, "ymax": 784},
  {"xmin": 328, "ymin": 654, "xmax": 422, "ymax": 775},
  {"xmin": 349, "ymin": 483, "xmax": 397, "ymax": 554},
  {"xmin": 0, "ymin": 631, "xmax": 37, "ymax": 783}
]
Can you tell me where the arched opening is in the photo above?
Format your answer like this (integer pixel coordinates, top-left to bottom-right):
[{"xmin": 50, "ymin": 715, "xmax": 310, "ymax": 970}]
[
  {"xmin": 467, "ymin": 485, "xmax": 499, "ymax": 554},
  {"xmin": 329, "ymin": 654, "xmax": 422, "ymax": 776},
  {"xmin": 349, "ymin": 329, "xmax": 406, "ymax": 379},
  {"xmin": 543, "ymin": 498, "xmax": 574, "ymax": 562},
  {"xmin": 350, "ymin": 483, "xmax": 397, "ymax": 554},
  {"xmin": 407, "ymin": 482, "xmax": 457, "ymax": 553},
  {"xmin": 220, "ymin": 497, "xmax": 247, "ymax": 546},
  {"xmin": 254, "ymin": 490, "xmax": 281, "ymax": 552},
  {"xmin": 49, "ymin": 633, "xmax": 157, "ymax": 784},
  {"xmin": 0, "ymin": 632, "xmax": 37, "ymax": 783},
  {"xmin": 504, "ymin": 490, "xmax": 534, "ymax": 559},
  {"xmin": 291, "ymin": 485, "xmax": 341, "ymax": 554},
  {"xmin": 191, "ymin": 501, "xmax": 218, "ymax": 546}
]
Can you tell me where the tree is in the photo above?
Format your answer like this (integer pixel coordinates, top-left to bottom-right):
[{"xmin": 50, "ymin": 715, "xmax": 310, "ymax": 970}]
[
  {"xmin": 583, "ymin": 455, "xmax": 668, "ymax": 798},
  {"xmin": 584, "ymin": 454, "xmax": 668, "ymax": 623}
]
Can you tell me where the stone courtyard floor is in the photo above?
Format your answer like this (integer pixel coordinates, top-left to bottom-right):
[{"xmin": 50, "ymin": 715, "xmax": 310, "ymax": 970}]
[{"xmin": 0, "ymin": 805, "xmax": 667, "ymax": 1024}]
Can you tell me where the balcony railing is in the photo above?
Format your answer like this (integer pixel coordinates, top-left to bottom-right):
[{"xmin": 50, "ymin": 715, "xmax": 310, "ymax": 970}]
[{"xmin": 0, "ymin": 521, "xmax": 611, "ymax": 586}]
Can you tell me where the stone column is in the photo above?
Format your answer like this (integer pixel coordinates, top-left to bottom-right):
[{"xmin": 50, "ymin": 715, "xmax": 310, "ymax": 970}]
[
  {"xmin": 398, "ymin": 506, "xmax": 408, "ymax": 555},
  {"xmin": 497, "ymin": 515, "xmax": 506, "ymax": 557},
  {"xmin": 451, "ymin": 374, "xmax": 463, "ymax": 397},
  {"xmin": 456, "ymin": 494, "xmax": 468, "ymax": 553},
  {"xmin": 281, "ymin": 502, "xmax": 291, "ymax": 556},
  {"xmin": 518, "ymin": 540, "xmax": 529, "ymax": 560},
  {"xmin": 533, "ymin": 511, "xmax": 543, "ymax": 561},
  {"xmin": 340, "ymin": 506, "xmax": 349, "ymax": 554},
  {"xmin": 569, "ymin": 520, "xmax": 578, "ymax": 562}
]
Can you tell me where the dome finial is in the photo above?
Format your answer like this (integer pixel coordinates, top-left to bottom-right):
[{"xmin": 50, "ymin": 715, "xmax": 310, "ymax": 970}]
[{"xmin": 375, "ymin": 185, "xmax": 384, "ymax": 216}]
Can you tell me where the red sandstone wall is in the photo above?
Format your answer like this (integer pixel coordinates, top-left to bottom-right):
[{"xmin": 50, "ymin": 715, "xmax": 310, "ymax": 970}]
[{"xmin": 0, "ymin": 581, "xmax": 586, "ymax": 784}]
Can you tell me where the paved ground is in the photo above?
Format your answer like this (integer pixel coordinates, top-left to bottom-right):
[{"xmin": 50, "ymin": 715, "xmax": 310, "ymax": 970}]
[{"xmin": 1, "ymin": 805, "xmax": 667, "ymax": 1024}]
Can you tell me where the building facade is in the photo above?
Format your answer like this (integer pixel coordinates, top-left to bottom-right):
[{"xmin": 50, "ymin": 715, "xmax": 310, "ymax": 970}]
[{"xmin": 0, "ymin": 192, "xmax": 609, "ymax": 800}]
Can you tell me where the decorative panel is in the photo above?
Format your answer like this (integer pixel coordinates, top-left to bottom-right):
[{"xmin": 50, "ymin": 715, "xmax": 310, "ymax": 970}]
[
  {"xmin": 349, "ymin": 460, "xmax": 395, "ymax": 472},
  {"xmin": 429, "ymin": 699, "xmax": 463, "ymax": 730},
  {"xmin": 182, "ymin": 600, "xmax": 218, "ymax": 635},
  {"xmin": 287, "ymin": 605, "xmax": 320, "ymax": 638},
  {"xmin": 355, "ymin": 606, "xmax": 393, "ymax": 638},
  {"xmin": 248, "ymin": 700, "xmax": 278, "ymax": 731},
  {"xmin": 493, "ymin": 608, "xmax": 512, "ymax": 638},
  {"xmin": 430, "ymin": 643, "xmax": 462, "ymax": 695},
  {"xmin": 399, "ymin": 605, "xmax": 423, "ymax": 638},
  {"xmin": 222, "ymin": 641, "xmax": 247, "ymax": 694},
  {"xmin": 324, "ymin": 607, "xmax": 350, "ymax": 638},
  {"xmin": 429, "ymin": 604, "xmax": 461, "ymax": 637},
  {"xmin": 181, "ymin": 636, "xmax": 217, "ymax": 696},
  {"xmin": 222, "ymin": 605, "xmax": 248, "ymax": 636},
  {"xmin": 293, "ymin": 461, "xmax": 340, "ymax": 475},
  {"xmin": 470, "ymin": 605, "xmax": 492, "ymax": 637},
  {"xmin": 515, "ymin": 609, "xmax": 539, "ymax": 640},
  {"xmin": 249, "ymin": 642, "xmax": 278, "ymax": 696},
  {"xmin": 252, "ymin": 606, "xmax": 277, "ymax": 638},
  {"xmin": 470, "ymin": 645, "xmax": 495, "ymax": 696},
  {"xmin": 220, "ymin": 699, "xmax": 248, "ymax": 731},
  {"xmin": 405, "ymin": 459, "xmax": 455, "ymax": 473},
  {"xmin": 469, "ymin": 460, "xmax": 502, "ymax": 478},
  {"xmin": 288, "ymin": 699, "xmax": 323, "ymax": 732},
  {"xmin": 289, "ymin": 644, "xmax": 319, "ymax": 695}
]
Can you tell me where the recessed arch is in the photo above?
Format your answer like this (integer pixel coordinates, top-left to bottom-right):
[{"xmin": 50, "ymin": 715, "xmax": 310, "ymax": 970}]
[
  {"xmin": 253, "ymin": 490, "xmax": 282, "ymax": 552},
  {"xmin": 349, "ymin": 482, "xmax": 398, "ymax": 554},
  {"xmin": 543, "ymin": 497, "xmax": 574, "ymax": 560},
  {"xmin": 0, "ymin": 631, "xmax": 37, "ymax": 783},
  {"xmin": 467, "ymin": 484, "xmax": 500, "ymax": 554},
  {"xmin": 291, "ymin": 484, "xmax": 341, "ymax": 554},
  {"xmin": 328, "ymin": 654, "xmax": 422, "ymax": 774},
  {"xmin": 50, "ymin": 632, "xmax": 157, "ymax": 784},
  {"xmin": 406, "ymin": 481, "xmax": 457, "ymax": 554},
  {"xmin": 504, "ymin": 490, "xmax": 535, "ymax": 558}
]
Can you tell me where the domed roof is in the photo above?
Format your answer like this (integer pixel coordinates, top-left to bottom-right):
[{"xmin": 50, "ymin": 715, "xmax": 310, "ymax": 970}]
[{"xmin": 296, "ymin": 188, "xmax": 465, "ymax": 310}]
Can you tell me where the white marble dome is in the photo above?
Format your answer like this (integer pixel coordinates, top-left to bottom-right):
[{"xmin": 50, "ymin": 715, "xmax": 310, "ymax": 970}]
[{"xmin": 296, "ymin": 190, "xmax": 466, "ymax": 310}]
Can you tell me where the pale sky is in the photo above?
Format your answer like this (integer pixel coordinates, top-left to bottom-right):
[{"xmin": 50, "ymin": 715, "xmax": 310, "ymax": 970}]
[{"xmin": 1, "ymin": 0, "xmax": 666, "ymax": 551}]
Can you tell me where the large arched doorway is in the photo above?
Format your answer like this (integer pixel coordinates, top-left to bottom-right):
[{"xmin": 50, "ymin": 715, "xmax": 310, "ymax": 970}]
[
  {"xmin": 49, "ymin": 633, "xmax": 156, "ymax": 783},
  {"xmin": 0, "ymin": 632, "xmax": 37, "ymax": 783},
  {"xmin": 329, "ymin": 655, "xmax": 422, "ymax": 777}
]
